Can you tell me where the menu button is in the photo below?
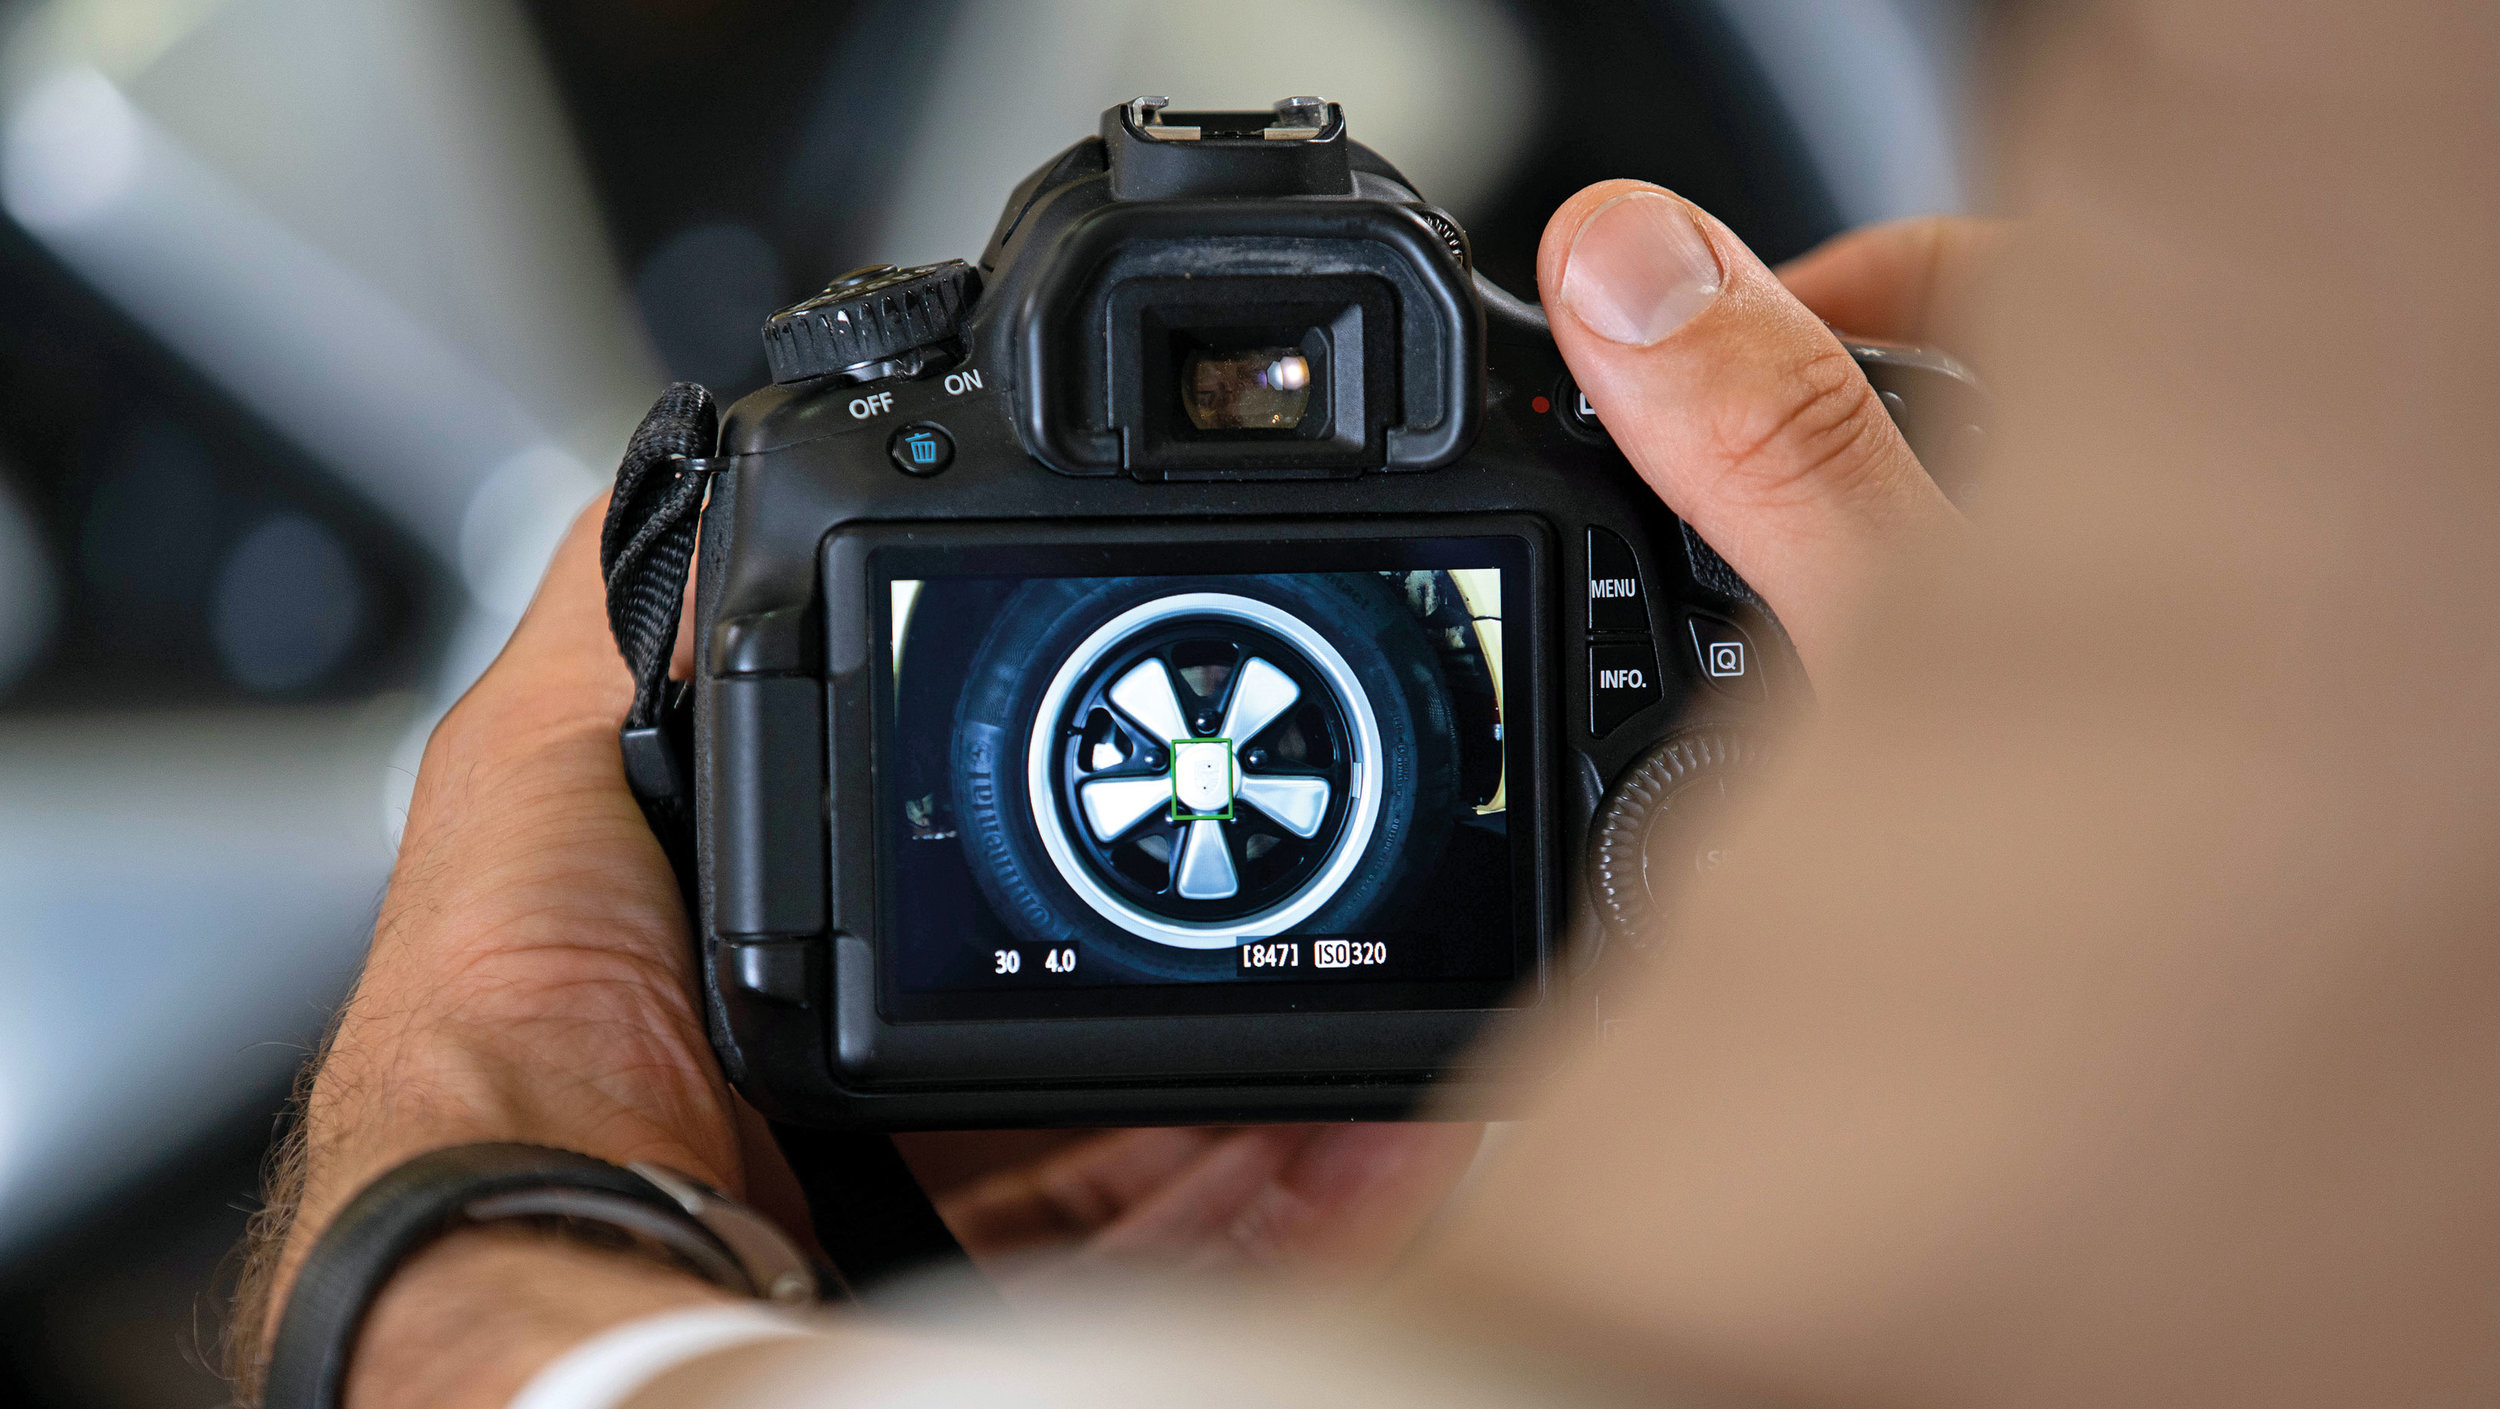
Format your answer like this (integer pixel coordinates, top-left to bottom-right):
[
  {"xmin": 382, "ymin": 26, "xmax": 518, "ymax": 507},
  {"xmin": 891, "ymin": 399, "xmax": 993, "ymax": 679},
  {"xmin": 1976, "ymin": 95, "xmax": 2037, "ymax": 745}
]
[{"xmin": 1586, "ymin": 527, "xmax": 1649, "ymax": 634}]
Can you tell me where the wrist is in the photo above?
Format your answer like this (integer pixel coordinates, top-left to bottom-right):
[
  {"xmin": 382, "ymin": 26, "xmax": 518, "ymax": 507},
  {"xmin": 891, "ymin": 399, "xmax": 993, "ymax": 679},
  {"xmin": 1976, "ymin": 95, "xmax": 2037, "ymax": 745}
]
[
  {"xmin": 343, "ymin": 1226, "xmax": 729, "ymax": 1409},
  {"xmin": 316, "ymin": 919, "xmax": 741, "ymax": 1191},
  {"xmin": 265, "ymin": 1049, "xmax": 748, "ymax": 1373},
  {"xmin": 257, "ymin": 1141, "xmax": 824, "ymax": 1409}
]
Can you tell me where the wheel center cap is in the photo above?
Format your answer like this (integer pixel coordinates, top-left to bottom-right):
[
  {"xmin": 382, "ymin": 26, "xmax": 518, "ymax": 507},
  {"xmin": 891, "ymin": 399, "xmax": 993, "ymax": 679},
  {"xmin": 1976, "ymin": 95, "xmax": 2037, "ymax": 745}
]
[{"xmin": 1170, "ymin": 738, "xmax": 1236, "ymax": 816}]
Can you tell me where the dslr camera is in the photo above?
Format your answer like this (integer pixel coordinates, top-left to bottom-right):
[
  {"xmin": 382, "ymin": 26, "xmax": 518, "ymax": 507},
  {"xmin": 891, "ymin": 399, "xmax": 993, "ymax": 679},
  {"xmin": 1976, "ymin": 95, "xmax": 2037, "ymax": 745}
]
[{"xmin": 680, "ymin": 98, "xmax": 1977, "ymax": 1128}]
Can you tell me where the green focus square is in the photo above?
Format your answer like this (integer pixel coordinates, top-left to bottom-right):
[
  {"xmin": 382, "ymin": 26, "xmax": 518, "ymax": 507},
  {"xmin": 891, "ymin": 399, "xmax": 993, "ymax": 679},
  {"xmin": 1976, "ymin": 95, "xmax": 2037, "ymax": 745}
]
[{"xmin": 1166, "ymin": 737, "xmax": 1236, "ymax": 822}]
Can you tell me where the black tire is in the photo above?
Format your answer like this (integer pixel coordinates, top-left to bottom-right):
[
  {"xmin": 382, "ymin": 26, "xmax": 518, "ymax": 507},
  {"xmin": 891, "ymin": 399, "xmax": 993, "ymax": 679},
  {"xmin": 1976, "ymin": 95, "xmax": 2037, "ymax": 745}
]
[{"xmin": 951, "ymin": 572, "xmax": 1459, "ymax": 980}]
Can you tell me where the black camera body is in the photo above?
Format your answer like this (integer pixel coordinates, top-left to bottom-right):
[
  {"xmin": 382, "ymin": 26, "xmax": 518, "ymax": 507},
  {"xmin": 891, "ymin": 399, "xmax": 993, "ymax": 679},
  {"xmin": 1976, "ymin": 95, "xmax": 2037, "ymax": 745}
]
[{"xmin": 688, "ymin": 99, "xmax": 1974, "ymax": 1129}]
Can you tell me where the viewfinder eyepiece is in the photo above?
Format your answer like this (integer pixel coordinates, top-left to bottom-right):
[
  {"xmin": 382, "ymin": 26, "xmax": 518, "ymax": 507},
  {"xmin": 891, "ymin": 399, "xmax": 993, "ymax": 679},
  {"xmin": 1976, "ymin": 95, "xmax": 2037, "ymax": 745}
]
[{"xmin": 1182, "ymin": 347, "xmax": 1314, "ymax": 430}]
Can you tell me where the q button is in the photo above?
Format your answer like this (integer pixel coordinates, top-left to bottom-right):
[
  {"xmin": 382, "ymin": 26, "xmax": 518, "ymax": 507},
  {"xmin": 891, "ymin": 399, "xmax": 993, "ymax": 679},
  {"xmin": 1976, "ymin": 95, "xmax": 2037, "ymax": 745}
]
[{"xmin": 1685, "ymin": 614, "xmax": 1766, "ymax": 701}]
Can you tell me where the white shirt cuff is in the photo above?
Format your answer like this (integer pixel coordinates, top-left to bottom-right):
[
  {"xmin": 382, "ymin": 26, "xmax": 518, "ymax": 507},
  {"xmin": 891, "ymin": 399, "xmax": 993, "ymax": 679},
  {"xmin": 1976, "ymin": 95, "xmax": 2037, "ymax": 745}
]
[{"xmin": 506, "ymin": 1303, "xmax": 818, "ymax": 1409}]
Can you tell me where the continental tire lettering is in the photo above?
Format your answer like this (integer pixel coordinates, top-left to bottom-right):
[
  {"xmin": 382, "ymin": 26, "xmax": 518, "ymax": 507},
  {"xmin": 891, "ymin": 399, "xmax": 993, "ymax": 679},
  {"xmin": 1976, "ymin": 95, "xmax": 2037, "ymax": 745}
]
[
  {"xmin": 963, "ymin": 725, "xmax": 1056, "ymax": 935},
  {"xmin": 1378, "ymin": 741, "xmax": 1412, "ymax": 849}
]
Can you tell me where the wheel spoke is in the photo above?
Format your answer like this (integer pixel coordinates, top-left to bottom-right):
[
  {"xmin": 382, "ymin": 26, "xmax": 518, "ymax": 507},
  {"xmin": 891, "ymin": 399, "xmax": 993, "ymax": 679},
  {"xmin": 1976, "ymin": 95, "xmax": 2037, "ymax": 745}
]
[
  {"xmin": 1219, "ymin": 655, "xmax": 1300, "ymax": 748},
  {"xmin": 1173, "ymin": 818, "xmax": 1238, "ymax": 900},
  {"xmin": 1236, "ymin": 774, "xmax": 1331, "ymax": 838},
  {"xmin": 1078, "ymin": 775, "xmax": 1171, "ymax": 842},
  {"xmin": 1108, "ymin": 658, "xmax": 1191, "ymax": 743}
]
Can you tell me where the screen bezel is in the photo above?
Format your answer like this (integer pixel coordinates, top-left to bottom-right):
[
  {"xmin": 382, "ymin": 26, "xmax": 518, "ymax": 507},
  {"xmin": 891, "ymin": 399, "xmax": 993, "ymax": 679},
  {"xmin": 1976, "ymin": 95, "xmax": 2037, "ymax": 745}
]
[{"xmin": 862, "ymin": 525, "xmax": 1540, "ymax": 1023}]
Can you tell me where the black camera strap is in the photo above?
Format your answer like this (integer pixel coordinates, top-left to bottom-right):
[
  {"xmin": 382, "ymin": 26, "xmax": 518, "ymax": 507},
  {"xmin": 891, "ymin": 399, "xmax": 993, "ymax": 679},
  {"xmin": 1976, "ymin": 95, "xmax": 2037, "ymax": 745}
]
[
  {"xmin": 600, "ymin": 382, "xmax": 986, "ymax": 1306},
  {"xmin": 601, "ymin": 381, "xmax": 716, "ymax": 889}
]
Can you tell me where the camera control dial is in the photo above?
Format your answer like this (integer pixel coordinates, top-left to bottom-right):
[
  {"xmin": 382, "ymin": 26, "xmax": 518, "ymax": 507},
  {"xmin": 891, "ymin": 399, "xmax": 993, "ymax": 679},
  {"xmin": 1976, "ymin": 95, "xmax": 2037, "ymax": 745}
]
[
  {"xmin": 761, "ymin": 260, "xmax": 981, "ymax": 385},
  {"xmin": 1589, "ymin": 725, "xmax": 1767, "ymax": 950}
]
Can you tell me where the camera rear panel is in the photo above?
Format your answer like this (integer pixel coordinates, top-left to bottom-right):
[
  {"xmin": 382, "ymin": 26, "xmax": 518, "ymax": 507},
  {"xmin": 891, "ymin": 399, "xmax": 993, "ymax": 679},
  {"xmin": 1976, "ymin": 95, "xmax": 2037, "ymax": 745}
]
[
  {"xmin": 692, "ymin": 315, "xmax": 1795, "ymax": 1129},
  {"xmin": 680, "ymin": 99, "xmax": 1902, "ymax": 1129}
]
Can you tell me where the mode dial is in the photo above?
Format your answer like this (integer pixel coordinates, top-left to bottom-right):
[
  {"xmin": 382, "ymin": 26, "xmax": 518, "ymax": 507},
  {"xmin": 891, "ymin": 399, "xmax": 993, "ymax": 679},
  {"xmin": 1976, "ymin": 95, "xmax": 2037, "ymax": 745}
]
[
  {"xmin": 1588, "ymin": 725, "xmax": 1767, "ymax": 950},
  {"xmin": 760, "ymin": 260, "xmax": 980, "ymax": 385}
]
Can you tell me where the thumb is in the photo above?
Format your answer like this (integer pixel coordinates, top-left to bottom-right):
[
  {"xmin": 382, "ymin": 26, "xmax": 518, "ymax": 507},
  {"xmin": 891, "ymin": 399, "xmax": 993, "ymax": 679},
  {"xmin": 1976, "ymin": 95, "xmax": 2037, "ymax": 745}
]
[{"xmin": 1539, "ymin": 181, "xmax": 1959, "ymax": 669}]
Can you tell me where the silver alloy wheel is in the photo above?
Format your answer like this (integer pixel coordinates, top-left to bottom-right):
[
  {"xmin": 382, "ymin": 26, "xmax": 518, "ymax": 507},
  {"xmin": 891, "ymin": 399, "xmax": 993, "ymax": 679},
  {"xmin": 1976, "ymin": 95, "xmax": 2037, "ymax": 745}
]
[{"xmin": 1024, "ymin": 591, "xmax": 1384, "ymax": 948}]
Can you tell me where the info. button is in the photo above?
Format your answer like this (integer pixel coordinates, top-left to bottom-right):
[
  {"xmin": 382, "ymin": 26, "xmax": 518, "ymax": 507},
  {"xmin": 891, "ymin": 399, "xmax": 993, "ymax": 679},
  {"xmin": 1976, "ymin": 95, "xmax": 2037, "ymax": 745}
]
[{"xmin": 1589, "ymin": 641, "xmax": 1662, "ymax": 737}]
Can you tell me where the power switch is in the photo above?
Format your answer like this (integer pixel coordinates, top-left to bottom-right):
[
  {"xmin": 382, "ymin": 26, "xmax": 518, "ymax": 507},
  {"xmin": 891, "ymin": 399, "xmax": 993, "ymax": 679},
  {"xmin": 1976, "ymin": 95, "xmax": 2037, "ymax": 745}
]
[{"xmin": 1586, "ymin": 527, "xmax": 1648, "ymax": 634}]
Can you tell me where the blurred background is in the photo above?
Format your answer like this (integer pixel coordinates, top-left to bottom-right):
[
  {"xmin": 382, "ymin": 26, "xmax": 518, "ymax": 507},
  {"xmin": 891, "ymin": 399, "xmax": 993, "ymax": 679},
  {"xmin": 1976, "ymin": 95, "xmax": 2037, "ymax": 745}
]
[{"xmin": 0, "ymin": 0, "xmax": 1973, "ymax": 1402}]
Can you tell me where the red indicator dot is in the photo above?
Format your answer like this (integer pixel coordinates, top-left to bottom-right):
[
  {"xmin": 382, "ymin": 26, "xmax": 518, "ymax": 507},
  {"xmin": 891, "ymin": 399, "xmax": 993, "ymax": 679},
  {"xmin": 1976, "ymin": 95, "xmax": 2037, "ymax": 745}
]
[{"xmin": 1530, "ymin": 394, "xmax": 1551, "ymax": 414}]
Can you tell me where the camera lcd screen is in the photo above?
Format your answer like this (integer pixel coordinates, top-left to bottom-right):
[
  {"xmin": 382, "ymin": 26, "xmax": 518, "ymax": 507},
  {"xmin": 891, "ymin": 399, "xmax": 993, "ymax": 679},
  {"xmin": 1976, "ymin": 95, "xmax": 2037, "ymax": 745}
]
[{"xmin": 865, "ymin": 530, "xmax": 1539, "ymax": 1022}]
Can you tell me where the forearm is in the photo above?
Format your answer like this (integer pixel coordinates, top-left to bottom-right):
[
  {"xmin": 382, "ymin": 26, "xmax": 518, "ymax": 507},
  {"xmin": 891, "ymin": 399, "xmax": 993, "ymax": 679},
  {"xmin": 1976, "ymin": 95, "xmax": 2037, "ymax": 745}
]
[{"xmin": 343, "ymin": 1229, "xmax": 731, "ymax": 1409}]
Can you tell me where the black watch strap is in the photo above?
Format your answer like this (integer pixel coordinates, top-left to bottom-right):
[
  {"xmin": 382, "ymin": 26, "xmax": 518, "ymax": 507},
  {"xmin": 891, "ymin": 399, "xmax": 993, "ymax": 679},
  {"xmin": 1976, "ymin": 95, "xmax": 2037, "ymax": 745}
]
[{"xmin": 263, "ymin": 1143, "xmax": 773, "ymax": 1409}]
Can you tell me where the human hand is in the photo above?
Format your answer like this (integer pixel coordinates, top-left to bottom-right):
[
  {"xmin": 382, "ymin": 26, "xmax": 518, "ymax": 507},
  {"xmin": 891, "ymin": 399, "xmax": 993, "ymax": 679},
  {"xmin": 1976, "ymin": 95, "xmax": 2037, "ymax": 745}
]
[
  {"xmin": 235, "ymin": 495, "xmax": 1482, "ymax": 1407},
  {"xmin": 908, "ymin": 1121, "xmax": 1481, "ymax": 1295},
  {"xmin": 227, "ymin": 494, "xmax": 764, "ymax": 1408},
  {"xmin": 1541, "ymin": 186, "xmax": 2001, "ymax": 669}
]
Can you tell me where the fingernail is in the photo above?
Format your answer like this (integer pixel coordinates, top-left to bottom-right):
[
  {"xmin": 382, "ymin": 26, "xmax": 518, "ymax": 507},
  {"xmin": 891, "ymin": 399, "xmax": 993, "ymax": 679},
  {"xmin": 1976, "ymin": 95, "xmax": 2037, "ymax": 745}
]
[{"xmin": 1560, "ymin": 190, "xmax": 1724, "ymax": 346}]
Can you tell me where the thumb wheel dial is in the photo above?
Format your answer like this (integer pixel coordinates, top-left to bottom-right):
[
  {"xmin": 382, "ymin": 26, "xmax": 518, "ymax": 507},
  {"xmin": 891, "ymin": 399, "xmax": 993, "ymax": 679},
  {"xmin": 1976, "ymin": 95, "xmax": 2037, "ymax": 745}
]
[
  {"xmin": 760, "ymin": 260, "xmax": 980, "ymax": 384},
  {"xmin": 1589, "ymin": 725, "xmax": 1767, "ymax": 949}
]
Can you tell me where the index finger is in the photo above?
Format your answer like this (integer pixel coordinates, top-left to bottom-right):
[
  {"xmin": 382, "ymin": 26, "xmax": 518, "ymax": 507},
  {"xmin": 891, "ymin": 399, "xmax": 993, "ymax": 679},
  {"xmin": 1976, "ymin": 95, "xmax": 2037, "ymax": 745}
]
[{"xmin": 1776, "ymin": 216, "xmax": 2010, "ymax": 344}]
